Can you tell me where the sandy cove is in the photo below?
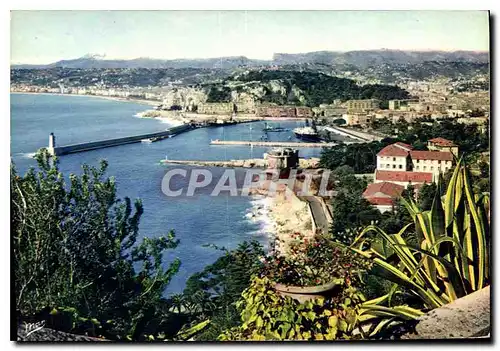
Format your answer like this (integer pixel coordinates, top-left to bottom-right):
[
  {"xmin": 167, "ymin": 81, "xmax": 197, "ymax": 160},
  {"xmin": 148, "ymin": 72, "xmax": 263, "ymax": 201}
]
[{"xmin": 249, "ymin": 180, "xmax": 315, "ymax": 255}]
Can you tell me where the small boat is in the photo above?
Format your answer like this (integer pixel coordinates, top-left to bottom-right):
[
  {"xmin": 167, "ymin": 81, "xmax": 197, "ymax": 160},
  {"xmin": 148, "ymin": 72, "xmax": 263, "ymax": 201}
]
[
  {"xmin": 262, "ymin": 122, "xmax": 288, "ymax": 132},
  {"xmin": 141, "ymin": 137, "xmax": 162, "ymax": 143}
]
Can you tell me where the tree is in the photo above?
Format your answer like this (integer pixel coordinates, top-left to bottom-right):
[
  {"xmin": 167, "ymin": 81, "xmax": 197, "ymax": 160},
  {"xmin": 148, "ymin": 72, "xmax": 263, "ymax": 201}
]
[
  {"xmin": 329, "ymin": 168, "xmax": 382, "ymax": 244},
  {"xmin": 182, "ymin": 241, "xmax": 265, "ymax": 341},
  {"xmin": 417, "ymin": 183, "xmax": 437, "ymax": 211},
  {"xmin": 12, "ymin": 150, "xmax": 181, "ymax": 340}
]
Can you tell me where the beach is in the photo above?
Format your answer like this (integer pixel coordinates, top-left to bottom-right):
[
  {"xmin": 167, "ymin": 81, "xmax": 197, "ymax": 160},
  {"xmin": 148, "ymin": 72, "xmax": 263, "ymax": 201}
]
[
  {"xmin": 10, "ymin": 91, "xmax": 160, "ymax": 107},
  {"xmin": 247, "ymin": 182, "xmax": 315, "ymax": 255}
]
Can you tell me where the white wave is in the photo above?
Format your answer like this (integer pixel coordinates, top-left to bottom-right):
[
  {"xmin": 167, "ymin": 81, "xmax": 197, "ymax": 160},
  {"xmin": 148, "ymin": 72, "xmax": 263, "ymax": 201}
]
[
  {"xmin": 245, "ymin": 195, "xmax": 277, "ymax": 236},
  {"xmin": 157, "ymin": 117, "xmax": 184, "ymax": 127},
  {"xmin": 18, "ymin": 152, "xmax": 36, "ymax": 159}
]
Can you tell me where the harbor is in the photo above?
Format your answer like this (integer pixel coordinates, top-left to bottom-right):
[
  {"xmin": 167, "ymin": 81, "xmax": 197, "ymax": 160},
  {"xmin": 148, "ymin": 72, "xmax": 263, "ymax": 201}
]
[
  {"xmin": 44, "ymin": 120, "xmax": 364, "ymax": 157},
  {"xmin": 209, "ymin": 140, "xmax": 343, "ymax": 147}
]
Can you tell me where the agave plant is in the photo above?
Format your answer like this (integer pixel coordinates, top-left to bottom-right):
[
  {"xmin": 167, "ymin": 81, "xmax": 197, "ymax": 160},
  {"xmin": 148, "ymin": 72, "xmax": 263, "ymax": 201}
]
[{"xmin": 350, "ymin": 158, "xmax": 490, "ymax": 310}]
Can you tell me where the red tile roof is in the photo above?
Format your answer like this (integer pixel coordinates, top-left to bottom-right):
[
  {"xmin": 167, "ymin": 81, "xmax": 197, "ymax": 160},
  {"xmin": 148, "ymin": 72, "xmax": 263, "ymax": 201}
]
[
  {"xmin": 363, "ymin": 182, "xmax": 405, "ymax": 198},
  {"xmin": 428, "ymin": 137, "xmax": 457, "ymax": 147},
  {"xmin": 410, "ymin": 150, "xmax": 454, "ymax": 161},
  {"xmin": 394, "ymin": 142, "xmax": 414, "ymax": 151},
  {"xmin": 377, "ymin": 144, "xmax": 410, "ymax": 157},
  {"xmin": 375, "ymin": 170, "xmax": 433, "ymax": 183}
]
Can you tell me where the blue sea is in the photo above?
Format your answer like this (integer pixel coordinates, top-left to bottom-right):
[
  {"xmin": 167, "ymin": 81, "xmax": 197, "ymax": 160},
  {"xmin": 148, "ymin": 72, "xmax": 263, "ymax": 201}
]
[{"xmin": 10, "ymin": 93, "xmax": 327, "ymax": 294}]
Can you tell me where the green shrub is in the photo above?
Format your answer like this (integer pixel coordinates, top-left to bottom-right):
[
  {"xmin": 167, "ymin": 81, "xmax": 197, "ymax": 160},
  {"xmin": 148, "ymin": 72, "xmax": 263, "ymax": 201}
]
[{"xmin": 12, "ymin": 150, "xmax": 181, "ymax": 340}]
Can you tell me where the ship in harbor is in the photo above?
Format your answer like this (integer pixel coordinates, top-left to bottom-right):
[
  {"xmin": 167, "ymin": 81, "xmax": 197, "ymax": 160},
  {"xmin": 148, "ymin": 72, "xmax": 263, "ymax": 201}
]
[
  {"xmin": 293, "ymin": 126, "xmax": 321, "ymax": 142},
  {"xmin": 262, "ymin": 122, "xmax": 289, "ymax": 132}
]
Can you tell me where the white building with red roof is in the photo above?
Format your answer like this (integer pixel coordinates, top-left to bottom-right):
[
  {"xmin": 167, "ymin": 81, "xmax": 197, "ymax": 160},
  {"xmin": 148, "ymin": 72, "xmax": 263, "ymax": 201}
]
[
  {"xmin": 427, "ymin": 137, "xmax": 459, "ymax": 156},
  {"xmin": 364, "ymin": 139, "xmax": 457, "ymax": 212},
  {"xmin": 376, "ymin": 142, "xmax": 413, "ymax": 172},
  {"xmin": 410, "ymin": 150, "xmax": 454, "ymax": 174},
  {"xmin": 363, "ymin": 182, "xmax": 405, "ymax": 213},
  {"xmin": 375, "ymin": 140, "xmax": 455, "ymax": 183}
]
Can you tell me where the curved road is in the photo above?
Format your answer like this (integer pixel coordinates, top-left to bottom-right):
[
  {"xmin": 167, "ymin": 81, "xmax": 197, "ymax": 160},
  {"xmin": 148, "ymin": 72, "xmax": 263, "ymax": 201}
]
[{"xmin": 300, "ymin": 196, "xmax": 331, "ymax": 235}]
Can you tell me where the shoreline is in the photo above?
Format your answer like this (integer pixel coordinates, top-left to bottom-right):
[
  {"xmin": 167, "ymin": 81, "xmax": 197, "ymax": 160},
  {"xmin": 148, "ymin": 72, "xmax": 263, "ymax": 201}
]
[
  {"xmin": 10, "ymin": 91, "xmax": 160, "ymax": 107},
  {"xmin": 11, "ymin": 92, "xmax": 187, "ymax": 127}
]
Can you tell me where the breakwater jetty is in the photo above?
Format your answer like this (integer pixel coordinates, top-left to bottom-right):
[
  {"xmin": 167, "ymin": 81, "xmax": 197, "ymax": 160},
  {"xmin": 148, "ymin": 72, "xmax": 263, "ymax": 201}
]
[
  {"xmin": 160, "ymin": 157, "xmax": 320, "ymax": 169},
  {"xmin": 210, "ymin": 140, "xmax": 345, "ymax": 148},
  {"xmin": 47, "ymin": 124, "xmax": 192, "ymax": 156},
  {"xmin": 323, "ymin": 125, "xmax": 382, "ymax": 142}
]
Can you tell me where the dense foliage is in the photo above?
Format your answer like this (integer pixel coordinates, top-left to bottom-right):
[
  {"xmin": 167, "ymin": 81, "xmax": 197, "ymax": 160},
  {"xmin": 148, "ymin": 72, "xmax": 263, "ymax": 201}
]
[
  {"xmin": 370, "ymin": 118, "xmax": 489, "ymax": 155},
  {"xmin": 262, "ymin": 234, "xmax": 370, "ymax": 286},
  {"xmin": 218, "ymin": 276, "xmax": 367, "ymax": 340},
  {"xmin": 231, "ymin": 70, "xmax": 410, "ymax": 107},
  {"xmin": 180, "ymin": 241, "xmax": 266, "ymax": 340},
  {"xmin": 320, "ymin": 139, "xmax": 396, "ymax": 174},
  {"xmin": 12, "ymin": 150, "xmax": 182, "ymax": 340},
  {"xmin": 206, "ymin": 85, "xmax": 232, "ymax": 103},
  {"xmin": 327, "ymin": 166, "xmax": 380, "ymax": 243}
]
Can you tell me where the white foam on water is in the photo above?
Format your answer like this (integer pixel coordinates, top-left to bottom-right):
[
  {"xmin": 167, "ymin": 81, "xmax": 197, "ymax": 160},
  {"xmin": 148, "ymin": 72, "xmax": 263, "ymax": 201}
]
[
  {"xmin": 18, "ymin": 152, "xmax": 37, "ymax": 159},
  {"xmin": 157, "ymin": 117, "xmax": 184, "ymax": 127},
  {"xmin": 245, "ymin": 195, "xmax": 277, "ymax": 237}
]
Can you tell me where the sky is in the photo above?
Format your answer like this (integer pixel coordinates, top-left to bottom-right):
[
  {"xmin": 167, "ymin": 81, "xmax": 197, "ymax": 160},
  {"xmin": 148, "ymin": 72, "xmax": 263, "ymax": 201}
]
[{"xmin": 10, "ymin": 10, "xmax": 490, "ymax": 64}]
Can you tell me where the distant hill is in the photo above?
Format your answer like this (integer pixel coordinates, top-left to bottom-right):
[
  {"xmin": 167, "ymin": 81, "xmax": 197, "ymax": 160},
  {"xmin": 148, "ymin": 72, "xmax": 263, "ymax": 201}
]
[
  {"xmin": 13, "ymin": 56, "xmax": 269, "ymax": 70},
  {"xmin": 12, "ymin": 50, "xmax": 488, "ymax": 70},
  {"xmin": 272, "ymin": 50, "xmax": 489, "ymax": 68}
]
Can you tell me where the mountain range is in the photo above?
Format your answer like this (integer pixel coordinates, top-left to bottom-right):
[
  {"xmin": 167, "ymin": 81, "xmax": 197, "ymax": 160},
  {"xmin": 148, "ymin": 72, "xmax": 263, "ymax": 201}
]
[{"xmin": 12, "ymin": 50, "xmax": 488, "ymax": 70}]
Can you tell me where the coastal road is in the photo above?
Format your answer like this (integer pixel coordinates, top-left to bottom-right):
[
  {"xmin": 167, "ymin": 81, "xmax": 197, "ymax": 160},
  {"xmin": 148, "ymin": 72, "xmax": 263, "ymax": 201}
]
[{"xmin": 301, "ymin": 196, "xmax": 330, "ymax": 235}]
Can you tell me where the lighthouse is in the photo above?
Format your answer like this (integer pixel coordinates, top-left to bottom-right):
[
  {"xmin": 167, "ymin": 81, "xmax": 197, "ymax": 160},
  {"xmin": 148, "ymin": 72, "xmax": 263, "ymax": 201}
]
[{"xmin": 48, "ymin": 133, "xmax": 56, "ymax": 156}]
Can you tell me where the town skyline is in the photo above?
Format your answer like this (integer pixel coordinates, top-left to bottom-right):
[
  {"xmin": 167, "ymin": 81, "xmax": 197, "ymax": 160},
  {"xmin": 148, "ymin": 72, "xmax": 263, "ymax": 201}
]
[{"xmin": 11, "ymin": 10, "xmax": 489, "ymax": 64}]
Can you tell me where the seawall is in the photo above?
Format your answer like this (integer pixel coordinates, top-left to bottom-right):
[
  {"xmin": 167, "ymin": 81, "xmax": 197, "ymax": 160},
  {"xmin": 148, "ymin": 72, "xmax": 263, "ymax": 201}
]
[
  {"xmin": 50, "ymin": 124, "xmax": 192, "ymax": 156},
  {"xmin": 209, "ymin": 140, "xmax": 346, "ymax": 148}
]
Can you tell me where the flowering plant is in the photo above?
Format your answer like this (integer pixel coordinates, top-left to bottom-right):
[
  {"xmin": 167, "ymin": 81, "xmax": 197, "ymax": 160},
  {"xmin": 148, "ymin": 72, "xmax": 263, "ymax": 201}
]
[{"xmin": 261, "ymin": 233, "xmax": 370, "ymax": 287}]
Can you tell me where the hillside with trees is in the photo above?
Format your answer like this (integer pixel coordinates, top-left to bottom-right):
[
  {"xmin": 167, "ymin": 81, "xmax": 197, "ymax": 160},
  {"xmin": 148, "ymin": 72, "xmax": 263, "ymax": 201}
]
[{"xmin": 206, "ymin": 70, "xmax": 410, "ymax": 107}]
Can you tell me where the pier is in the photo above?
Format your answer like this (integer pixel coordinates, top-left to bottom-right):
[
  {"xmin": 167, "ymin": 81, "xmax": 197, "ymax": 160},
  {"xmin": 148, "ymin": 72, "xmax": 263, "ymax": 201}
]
[
  {"xmin": 47, "ymin": 124, "xmax": 192, "ymax": 156},
  {"xmin": 322, "ymin": 125, "xmax": 383, "ymax": 142},
  {"xmin": 209, "ymin": 140, "xmax": 345, "ymax": 148}
]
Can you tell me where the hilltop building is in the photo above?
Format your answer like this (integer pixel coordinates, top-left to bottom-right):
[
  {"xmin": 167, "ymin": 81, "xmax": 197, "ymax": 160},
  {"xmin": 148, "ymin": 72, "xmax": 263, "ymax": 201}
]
[
  {"xmin": 427, "ymin": 137, "xmax": 459, "ymax": 156},
  {"xmin": 363, "ymin": 138, "xmax": 456, "ymax": 212}
]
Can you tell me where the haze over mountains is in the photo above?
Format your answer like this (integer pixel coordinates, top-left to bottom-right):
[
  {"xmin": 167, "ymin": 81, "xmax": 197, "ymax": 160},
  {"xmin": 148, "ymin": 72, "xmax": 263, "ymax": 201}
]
[{"xmin": 12, "ymin": 50, "xmax": 489, "ymax": 70}]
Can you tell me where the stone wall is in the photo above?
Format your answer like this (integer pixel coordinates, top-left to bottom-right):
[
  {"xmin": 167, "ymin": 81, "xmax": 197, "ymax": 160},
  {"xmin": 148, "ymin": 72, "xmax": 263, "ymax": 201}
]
[{"xmin": 402, "ymin": 286, "xmax": 490, "ymax": 339}]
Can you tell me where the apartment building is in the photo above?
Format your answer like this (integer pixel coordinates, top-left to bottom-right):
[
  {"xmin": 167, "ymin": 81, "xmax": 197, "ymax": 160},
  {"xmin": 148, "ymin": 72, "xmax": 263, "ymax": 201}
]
[
  {"xmin": 376, "ymin": 142, "xmax": 413, "ymax": 171},
  {"xmin": 364, "ymin": 139, "xmax": 457, "ymax": 212},
  {"xmin": 411, "ymin": 151, "xmax": 454, "ymax": 175},
  {"xmin": 346, "ymin": 99, "xmax": 380, "ymax": 113}
]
